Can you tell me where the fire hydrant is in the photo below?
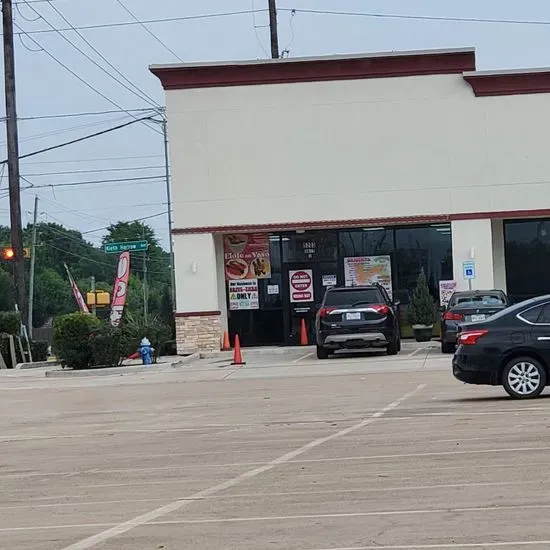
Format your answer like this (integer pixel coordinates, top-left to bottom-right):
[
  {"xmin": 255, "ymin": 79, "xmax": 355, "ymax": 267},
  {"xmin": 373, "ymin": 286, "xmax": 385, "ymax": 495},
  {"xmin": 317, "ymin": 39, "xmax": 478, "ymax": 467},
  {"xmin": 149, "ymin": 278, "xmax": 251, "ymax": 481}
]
[{"xmin": 139, "ymin": 337, "xmax": 154, "ymax": 366}]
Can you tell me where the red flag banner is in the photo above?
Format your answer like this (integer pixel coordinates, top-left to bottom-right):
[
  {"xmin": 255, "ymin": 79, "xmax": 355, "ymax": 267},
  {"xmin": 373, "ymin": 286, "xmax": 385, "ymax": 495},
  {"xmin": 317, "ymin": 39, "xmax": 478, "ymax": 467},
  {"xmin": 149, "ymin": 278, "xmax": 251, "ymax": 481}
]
[
  {"xmin": 64, "ymin": 263, "xmax": 90, "ymax": 314},
  {"xmin": 110, "ymin": 251, "xmax": 130, "ymax": 327}
]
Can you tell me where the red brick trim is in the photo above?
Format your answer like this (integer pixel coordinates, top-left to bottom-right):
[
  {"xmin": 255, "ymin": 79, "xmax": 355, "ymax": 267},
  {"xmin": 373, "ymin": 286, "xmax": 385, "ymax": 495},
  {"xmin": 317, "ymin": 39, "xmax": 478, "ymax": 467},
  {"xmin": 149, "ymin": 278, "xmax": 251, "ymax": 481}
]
[
  {"xmin": 171, "ymin": 208, "xmax": 550, "ymax": 235},
  {"xmin": 150, "ymin": 48, "xmax": 475, "ymax": 90},
  {"xmin": 463, "ymin": 70, "xmax": 550, "ymax": 97},
  {"xmin": 175, "ymin": 311, "xmax": 221, "ymax": 318}
]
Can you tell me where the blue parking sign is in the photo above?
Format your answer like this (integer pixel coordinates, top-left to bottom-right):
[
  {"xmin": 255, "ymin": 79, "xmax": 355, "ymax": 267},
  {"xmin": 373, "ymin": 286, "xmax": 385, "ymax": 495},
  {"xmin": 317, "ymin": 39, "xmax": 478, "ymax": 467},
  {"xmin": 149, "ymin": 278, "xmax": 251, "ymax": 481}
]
[{"xmin": 462, "ymin": 260, "xmax": 476, "ymax": 280}]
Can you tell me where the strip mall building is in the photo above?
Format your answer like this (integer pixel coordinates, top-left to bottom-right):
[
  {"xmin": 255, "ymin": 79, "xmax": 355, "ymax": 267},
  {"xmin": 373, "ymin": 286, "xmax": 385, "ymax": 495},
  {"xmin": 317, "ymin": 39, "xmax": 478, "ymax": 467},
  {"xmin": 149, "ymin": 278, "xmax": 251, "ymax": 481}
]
[{"xmin": 151, "ymin": 47, "xmax": 550, "ymax": 354}]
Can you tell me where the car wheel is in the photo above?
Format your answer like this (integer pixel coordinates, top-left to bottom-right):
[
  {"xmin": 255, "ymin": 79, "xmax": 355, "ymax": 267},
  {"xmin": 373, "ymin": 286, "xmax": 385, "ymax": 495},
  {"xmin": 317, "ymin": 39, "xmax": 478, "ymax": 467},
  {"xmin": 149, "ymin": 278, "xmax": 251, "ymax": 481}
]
[
  {"xmin": 316, "ymin": 345, "xmax": 329, "ymax": 360},
  {"xmin": 503, "ymin": 357, "xmax": 546, "ymax": 399},
  {"xmin": 441, "ymin": 342, "xmax": 455, "ymax": 354},
  {"xmin": 387, "ymin": 336, "xmax": 399, "ymax": 356}
]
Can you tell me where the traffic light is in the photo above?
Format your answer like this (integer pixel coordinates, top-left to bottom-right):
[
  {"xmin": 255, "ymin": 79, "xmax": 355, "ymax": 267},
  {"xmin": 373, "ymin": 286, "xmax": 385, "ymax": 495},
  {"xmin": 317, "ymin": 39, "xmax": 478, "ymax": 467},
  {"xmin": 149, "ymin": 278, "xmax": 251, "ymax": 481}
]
[{"xmin": 1, "ymin": 247, "xmax": 31, "ymax": 260}]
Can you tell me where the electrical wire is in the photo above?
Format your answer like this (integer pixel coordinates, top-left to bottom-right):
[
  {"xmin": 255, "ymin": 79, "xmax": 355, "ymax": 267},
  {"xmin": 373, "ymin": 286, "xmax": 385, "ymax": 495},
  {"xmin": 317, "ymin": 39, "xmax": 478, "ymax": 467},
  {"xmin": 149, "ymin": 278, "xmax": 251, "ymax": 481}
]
[
  {"xmin": 16, "ymin": 107, "xmax": 156, "ymax": 121},
  {"xmin": 13, "ymin": 9, "xmax": 268, "ymax": 34},
  {"xmin": 24, "ymin": 1, "xmax": 160, "ymax": 109},
  {"xmin": 13, "ymin": 22, "xmax": 162, "ymax": 136},
  {"xmin": 22, "ymin": 165, "xmax": 165, "ymax": 177},
  {"xmin": 251, "ymin": 0, "xmax": 269, "ymax": 58},
  {"xmin": 82, "ymin": 212, "xmax": 170, "ymax": 234},
  {"xmin": 23, "ymin": 174, "xmax": 165, "ymax": 189},
  {"xmin": 280, "ymin": 8, "xmax": 550, "ymax": 27},
  {"xmin": 22, "ymin": 154, "xmax": 164, "ymax": 165},
  {"xmin": 0, "ymin": 114, "xmax": 156, "ymax": 165},
  {"xmin": 114, "ymin": 0, "xmax": 183, "ymax": 62}
]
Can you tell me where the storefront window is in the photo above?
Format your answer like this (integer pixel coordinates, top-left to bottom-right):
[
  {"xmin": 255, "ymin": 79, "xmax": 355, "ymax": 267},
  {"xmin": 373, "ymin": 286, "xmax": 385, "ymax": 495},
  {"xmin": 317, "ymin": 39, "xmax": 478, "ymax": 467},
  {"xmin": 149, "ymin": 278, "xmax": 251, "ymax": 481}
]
[
  {"xmin": 339, "ymin": 228, "xmax": 393, "ymax": 258},
  {"xmin": 394, "ymin": 224, "xmax": 452, "ymax": 304},
  {"xmin": 505, "ymin": 219, "xmax": 550, "ymax": 303}
]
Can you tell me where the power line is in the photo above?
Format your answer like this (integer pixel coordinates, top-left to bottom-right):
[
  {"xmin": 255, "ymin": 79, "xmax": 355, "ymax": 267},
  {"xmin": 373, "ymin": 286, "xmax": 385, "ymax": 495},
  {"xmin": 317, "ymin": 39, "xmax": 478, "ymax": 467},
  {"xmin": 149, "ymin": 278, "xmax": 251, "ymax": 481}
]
[
  {"xmin": 22, "ymin": 154, "xmax": 164, "ymax": 165},
  {"xmin": 82, "ymin": 211, "xmax": 170, "ymax": 234},
  {"xmin": 0, "ymin": 114, "xmax": 156, "ymax": 165},
  {"xmin": 16, "ymin": 107, "xmax": 157, "ymax": 121},
  {"xmin": 11, "ymin": 9, "xmax": 268, "ymax": 34},
  {"xmin": 281, "ymin": 8, "xmax": 550, "ymax": 27},
  {"xmin": 23, "ymin": 174, "xmax": 165, "ymax": 189},
  {"xmin": 12, "ymin": 22, "xmax": 162, "ymax": 135},
  {"xmin": 114, "ymin": 0, "xmax": 183, "ymax": 62},
  {"xmin": 22, "ymin": 165, "xmax": 165, "ymax": 177},
  {"xmin": 24, "ymin": 1, "xmax": 159, "ymax": 109}
]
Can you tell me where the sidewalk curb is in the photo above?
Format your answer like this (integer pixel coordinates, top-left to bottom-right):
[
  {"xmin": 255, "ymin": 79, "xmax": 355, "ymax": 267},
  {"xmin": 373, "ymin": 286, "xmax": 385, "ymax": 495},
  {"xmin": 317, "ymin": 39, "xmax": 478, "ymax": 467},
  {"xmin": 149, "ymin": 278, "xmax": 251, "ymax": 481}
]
[{"xmin": 44, "ymin": 353, "xmax": 199, "ymax": 378}]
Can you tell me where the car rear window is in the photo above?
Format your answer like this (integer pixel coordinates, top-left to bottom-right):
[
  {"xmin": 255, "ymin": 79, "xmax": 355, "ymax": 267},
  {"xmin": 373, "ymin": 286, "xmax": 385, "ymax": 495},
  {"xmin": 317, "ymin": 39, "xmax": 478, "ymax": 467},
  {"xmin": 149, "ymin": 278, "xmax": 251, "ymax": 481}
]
[
  {"xmin": 324, "ymin": 288, "xmax": 383, "ymax": 306},
  {"xmin": 451, "ymin": 294, "xmax": 506, "ymax": 307}
]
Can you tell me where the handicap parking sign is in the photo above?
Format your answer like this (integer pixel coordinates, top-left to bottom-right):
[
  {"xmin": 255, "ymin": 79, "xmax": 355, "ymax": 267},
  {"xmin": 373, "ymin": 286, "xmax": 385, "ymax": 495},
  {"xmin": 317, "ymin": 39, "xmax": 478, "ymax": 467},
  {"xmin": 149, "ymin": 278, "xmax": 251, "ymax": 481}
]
[{"xmin": 462, "ymin": 260, "xmax": 476, "ymax": 280}]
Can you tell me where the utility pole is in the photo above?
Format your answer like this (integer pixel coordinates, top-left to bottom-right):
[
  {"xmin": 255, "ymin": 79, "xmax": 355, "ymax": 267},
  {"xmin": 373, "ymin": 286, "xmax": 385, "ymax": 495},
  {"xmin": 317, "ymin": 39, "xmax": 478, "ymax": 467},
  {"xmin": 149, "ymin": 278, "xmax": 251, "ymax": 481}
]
[
  {"xmin": 268, "ymin": 0, "xmax": 279, "ymax": 59},
  {"xmin": 27, "ymin": 196, "xmax": 38, "ymax": 338},
  {"xmin": 2, "ymin": 0, "xmax": 26, "ymax": 320},
  {"xmin": 162, "ymin": 118, "xmax": 176, "ymax": 312}
]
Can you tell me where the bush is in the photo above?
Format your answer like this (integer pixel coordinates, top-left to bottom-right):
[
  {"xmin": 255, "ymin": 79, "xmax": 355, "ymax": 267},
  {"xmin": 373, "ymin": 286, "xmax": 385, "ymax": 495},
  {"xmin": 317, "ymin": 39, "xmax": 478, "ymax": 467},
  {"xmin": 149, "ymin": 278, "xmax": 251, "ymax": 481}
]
[
  {"xmin": 89, "ymin": 324, "xmax": 127, "ymax": 367},
  {"xmin": 407, "ymin": 268, "xmax": 437, "ymax": 326},
  {"xmin": 0, "ymin": 311, "xmax": 21, "ymax": 336},
  {"xmin": 30, "ymin": 340, "xmax": 49, "ymax": 362},
  {"xmin": 0, "ymin": 335, "xmax": 24, "ymax": 368},
  {"xmin": 53, "ymin": 313, "xmax": 101, "ymax": 369}
]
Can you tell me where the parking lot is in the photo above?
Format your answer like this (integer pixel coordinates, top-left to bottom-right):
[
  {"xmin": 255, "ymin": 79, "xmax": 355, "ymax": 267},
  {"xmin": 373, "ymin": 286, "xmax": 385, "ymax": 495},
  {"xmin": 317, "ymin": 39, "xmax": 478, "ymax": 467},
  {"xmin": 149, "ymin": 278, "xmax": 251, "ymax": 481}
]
[{"xmin": 2, "ymin": 349, "xmax": 550, "ymax": 549}]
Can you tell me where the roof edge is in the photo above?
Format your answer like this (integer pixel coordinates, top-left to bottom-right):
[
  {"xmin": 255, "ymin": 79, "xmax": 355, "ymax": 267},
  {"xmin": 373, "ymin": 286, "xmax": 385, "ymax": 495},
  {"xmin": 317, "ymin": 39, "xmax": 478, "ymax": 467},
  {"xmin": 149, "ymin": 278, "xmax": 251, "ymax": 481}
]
[{"xmin": 150, "ymin": 47, "xmax": 476, "ymax": 91}]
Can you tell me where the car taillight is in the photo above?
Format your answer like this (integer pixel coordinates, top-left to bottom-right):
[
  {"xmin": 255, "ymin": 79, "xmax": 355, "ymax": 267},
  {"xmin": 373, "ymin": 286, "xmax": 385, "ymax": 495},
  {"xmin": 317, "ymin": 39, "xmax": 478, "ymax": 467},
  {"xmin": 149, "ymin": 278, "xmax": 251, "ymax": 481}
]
[
  {"xmin": 372, "ymin": 304, "xmax": 390, "ymax": 315},
  {"xmin": 443, "ymin": 311, "xmax": 464, "ymax": 321},
  {"xmin": 319, "ymin": 307, "xmax": 336, "ymax": 317},
  {"xmin": 459, "ymin": 329, "xmax": 488, "ymax": 345}
]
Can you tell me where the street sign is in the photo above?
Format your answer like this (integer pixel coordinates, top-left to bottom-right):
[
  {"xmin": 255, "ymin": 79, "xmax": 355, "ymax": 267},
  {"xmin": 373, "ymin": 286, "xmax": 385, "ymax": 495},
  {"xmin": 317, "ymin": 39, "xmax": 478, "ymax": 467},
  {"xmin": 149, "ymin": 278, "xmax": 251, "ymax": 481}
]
[
  {"xmin": 104, "ymin": 240, "xmax": 148, "ymax": 254},
  {"xmin": 462, "ymin": 260, "xmax": 476, "ymax": 280}
]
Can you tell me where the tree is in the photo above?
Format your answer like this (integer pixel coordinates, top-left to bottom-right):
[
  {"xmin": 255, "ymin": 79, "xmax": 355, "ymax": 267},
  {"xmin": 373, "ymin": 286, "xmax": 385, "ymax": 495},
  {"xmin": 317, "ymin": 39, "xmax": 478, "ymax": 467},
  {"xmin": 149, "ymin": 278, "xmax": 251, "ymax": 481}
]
[
  {"xmin": 408, "ymin": 268, "xmax": 437, "ymax": 326},
  {"xmin": 33, "ymin": 268, "xmax": 74, "ymax": 328}
]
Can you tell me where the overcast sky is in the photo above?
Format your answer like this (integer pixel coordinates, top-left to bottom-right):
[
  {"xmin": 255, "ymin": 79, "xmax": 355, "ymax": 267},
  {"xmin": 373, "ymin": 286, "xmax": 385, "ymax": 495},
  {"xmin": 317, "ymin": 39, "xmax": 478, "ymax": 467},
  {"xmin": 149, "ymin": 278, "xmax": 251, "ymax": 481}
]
[{"xmin": 1, "ymin": 0, "xmax": 549, "ymax": 249}]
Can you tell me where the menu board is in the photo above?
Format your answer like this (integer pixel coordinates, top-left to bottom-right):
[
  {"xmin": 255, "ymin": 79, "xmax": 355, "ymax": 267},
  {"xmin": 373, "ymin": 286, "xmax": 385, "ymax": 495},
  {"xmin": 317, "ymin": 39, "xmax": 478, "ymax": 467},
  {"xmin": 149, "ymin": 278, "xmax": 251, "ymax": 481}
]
[
  {"xmin": 344, "ymin": 255, "xmax": 393, "ymax": 299},
  {"xmin": 224, "ymin": 233, "xmax": 271, "ymax": 281}
]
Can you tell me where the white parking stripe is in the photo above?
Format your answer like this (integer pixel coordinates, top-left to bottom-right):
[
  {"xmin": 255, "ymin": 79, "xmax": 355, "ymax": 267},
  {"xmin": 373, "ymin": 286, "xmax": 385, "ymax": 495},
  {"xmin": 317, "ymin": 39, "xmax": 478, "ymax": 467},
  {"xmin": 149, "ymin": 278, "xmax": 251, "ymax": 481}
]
[{"xmin": 60, "ymin": 383, "xmax": 426, "ymax": 549}]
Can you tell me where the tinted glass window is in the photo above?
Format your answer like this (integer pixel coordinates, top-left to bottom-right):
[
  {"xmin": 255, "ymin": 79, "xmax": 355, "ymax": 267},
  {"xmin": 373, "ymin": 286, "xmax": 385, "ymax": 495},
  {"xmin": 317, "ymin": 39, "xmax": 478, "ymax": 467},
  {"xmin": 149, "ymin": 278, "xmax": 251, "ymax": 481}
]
[
  {"xmin": 324, "ymin": 289, "xmax": 383, "ymax": 306},
  {"xmin": 539, "ymin": 305, "xmax": 550, "ymax": 323},
  {"xmin": 452, "ymin": 293, "xmax": 506, "ymax": 307},
  {"xmin": 518, "ymin": 305, "xmax": 543, "ymax": 324}
]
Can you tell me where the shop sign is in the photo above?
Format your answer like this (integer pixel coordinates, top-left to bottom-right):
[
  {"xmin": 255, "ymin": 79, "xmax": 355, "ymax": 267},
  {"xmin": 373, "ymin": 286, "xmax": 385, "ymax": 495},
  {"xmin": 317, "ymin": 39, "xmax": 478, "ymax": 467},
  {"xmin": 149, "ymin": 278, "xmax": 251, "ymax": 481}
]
[
  {"xmin": 439, "ymin": 280, "xmax": 457, "ymax": 306},
  {"xmin": 344, "ymin": 255, "xmax": 393, "ymax": 299},
  {"xmin": 302, "ymin": 240, "xmax": 316, "ymax": 258},
  {"xmin": 224, "ymin": 233, "xmax": 271, "ymax": 281},
  {"xmin": 229, "ymin": 279, "xmax": 259, "ymax": 310},
  {"xmin": 289, "ymin": 269, "xmax": 314, "ymax": 303},
  {"xmin": 322, "ymin": 274, "xmax": 337, "ymax": 287}
]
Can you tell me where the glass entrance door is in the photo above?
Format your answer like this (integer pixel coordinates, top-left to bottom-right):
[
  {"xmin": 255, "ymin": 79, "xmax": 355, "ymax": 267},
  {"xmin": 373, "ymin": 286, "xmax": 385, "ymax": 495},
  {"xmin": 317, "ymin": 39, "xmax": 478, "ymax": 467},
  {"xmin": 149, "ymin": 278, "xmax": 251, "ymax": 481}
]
[{"xmin": 283, "ymin": 261, "xmax": 339, "ymax": 345}]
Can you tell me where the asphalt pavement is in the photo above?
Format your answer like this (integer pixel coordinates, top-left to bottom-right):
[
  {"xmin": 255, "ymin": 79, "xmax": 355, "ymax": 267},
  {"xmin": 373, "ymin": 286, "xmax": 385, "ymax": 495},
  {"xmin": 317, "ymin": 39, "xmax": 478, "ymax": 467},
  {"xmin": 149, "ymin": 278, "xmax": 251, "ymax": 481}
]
[{"xmin": 1, "ymin": 348, "xmax": 550, "ymax": 549}]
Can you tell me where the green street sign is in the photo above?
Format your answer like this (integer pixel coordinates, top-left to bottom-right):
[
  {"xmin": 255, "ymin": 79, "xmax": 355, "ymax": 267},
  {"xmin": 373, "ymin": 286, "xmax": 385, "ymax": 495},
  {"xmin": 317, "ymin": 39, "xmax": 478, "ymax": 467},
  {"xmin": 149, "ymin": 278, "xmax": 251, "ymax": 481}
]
[{"xmin": 104, "ymin": 240, "xmax": 149, "ymax": 254}]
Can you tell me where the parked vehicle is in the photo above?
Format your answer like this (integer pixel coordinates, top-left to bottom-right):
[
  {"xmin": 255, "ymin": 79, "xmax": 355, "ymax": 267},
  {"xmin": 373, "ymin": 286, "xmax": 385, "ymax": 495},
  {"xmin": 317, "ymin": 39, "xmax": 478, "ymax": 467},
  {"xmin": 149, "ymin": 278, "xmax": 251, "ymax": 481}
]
[
  {"xmin": 452, "ymin": 294, "xmax": 550, "ymax": 399},
  {"xmin": 441, "ymin": 290, "xmax": 508, "ymax": 353},
  {"xmin": 315, "ymin": 284, "xmax": 400, "ymax": 359}
]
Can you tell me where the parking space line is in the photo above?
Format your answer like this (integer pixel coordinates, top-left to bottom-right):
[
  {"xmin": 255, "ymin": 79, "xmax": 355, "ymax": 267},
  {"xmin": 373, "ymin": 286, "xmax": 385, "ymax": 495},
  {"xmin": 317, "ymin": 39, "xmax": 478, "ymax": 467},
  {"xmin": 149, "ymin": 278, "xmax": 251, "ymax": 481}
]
[
  {"xmin": 60, "ymin": 383, "xmax": 426, "ymax": 549},
  {"xmin": 310, "ymin": 541, "xmax": 550, "ymax": 549},
  {"xmin": 293, "ymin": 352, "xmax": 314, "ymax": 363},
  {"xmin": 408, "ymin": 347, "xmax": 426, "ymax": 357}
]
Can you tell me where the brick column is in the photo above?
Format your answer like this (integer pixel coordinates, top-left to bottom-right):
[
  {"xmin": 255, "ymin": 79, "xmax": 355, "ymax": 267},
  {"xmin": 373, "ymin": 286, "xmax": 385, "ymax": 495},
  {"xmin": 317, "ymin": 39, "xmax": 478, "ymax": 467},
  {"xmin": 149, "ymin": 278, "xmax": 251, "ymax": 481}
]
[{"xmin": 175, "ymin": 312, "xmax": 221, "ymax": 355}]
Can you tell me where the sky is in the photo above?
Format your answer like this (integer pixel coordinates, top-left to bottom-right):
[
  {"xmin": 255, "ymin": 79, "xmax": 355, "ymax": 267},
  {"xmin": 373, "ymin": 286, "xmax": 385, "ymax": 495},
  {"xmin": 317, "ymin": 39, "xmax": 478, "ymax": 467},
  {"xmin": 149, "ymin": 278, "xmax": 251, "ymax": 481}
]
[{"xmin": 2, "ymin": 0, "xmax": 550, "ymax": 249}]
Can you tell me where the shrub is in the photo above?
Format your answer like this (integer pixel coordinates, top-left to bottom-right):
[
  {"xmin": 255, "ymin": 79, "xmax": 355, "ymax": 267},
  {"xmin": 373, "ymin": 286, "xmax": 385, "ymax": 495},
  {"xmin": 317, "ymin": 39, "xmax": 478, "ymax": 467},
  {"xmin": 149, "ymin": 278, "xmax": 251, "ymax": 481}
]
[
  {"xmin": 0, "ymin": 311, "xmax": 21, "ymax": 336},
  {"xmin": 30, "ymin": 340, "xmax": 49, "ymax": 362},
  {"xmin": 407, "ymin": 268, "xmax": 437, "ymax": 326},
  {"xmin": 89, "ymin": 324, "xmax": 127, "ymax": 367},
  {"xmin": 0, "ymin": 335, "xmax": 23, "ymax": 368},
  {"xmin": 53, "ymin": 313, "xmax": 101, "ymax": 369}
]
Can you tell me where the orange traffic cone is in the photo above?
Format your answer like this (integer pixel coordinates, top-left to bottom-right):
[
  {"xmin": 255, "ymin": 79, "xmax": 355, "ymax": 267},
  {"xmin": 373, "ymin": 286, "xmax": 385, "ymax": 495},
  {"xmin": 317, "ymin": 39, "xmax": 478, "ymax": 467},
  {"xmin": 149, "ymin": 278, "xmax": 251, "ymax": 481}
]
[
  {"xmin": 300, "ymin": 318, "xmax": 309, "ymax": 346},
  {"xmin": 221, "ymin": 330, "xmax": 231, "ymax": 351},
  {"xmin": 231, "ymin": 334, "xmax": 246, "ymax": 366}
]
